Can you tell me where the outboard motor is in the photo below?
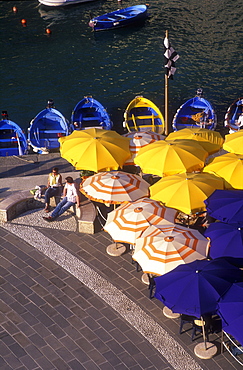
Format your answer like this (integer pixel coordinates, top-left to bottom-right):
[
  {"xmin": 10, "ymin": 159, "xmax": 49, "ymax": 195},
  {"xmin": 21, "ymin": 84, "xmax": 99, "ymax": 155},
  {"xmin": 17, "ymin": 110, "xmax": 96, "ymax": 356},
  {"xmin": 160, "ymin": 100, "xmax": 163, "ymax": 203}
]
[
  {"xmin": 1, "ymin": 110, "xmax": 8, "ymax": 120},
  {"xmin": 47, "ymin": 99, "xmax": 54, "ymax": 109},
  {"xmin": 196, "ymin": 88, "xmax": 203, "ymax": 97}
]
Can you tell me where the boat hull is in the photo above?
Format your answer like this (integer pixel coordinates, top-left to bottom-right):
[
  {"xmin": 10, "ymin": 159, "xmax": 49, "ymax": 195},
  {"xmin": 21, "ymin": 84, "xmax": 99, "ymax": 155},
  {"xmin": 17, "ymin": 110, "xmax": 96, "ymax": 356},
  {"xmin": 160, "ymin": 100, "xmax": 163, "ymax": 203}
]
[
  {"xmin": 0, "ymin": 119, "xmax": 27, "ymax": 157},
  {"xmin": 172, "ymin": 95, "xmax": 217, "ymax": 131},
  {"xmin": 224, "ymin": 97, "xmax": 243, "ymax": 134},
  {"xmin": 89, "ymin": 5, "xmax": 148, "ymax": 31},
  {"xmin": 123, "ymin": 96, "xmax": 164, "ymax": 134},
  {"xmin": 28, "ymin": 107, "xmax": 70, "ymax": 153},
  {"xmin": 39, "ymin": 0, "xmax": 95, "ymax": 6},
  {"xmin": 71, "ymin": 96, "xmax": 112, "ymax": 130}
]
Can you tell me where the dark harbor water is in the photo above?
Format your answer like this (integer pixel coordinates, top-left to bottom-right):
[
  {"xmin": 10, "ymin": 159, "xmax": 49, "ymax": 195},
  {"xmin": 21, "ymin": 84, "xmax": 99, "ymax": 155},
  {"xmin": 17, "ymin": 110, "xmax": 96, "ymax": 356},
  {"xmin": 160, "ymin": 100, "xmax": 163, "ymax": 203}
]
[{"xmin": 0, "ymin": 0, "xmax": 243, "ymax": 134}]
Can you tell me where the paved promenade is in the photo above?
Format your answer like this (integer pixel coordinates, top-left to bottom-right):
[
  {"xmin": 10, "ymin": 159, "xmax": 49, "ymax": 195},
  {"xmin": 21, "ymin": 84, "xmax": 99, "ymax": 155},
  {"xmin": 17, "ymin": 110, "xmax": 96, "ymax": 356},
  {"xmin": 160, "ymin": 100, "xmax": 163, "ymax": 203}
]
[{"xmin": 0, "ymin": 154, "xmax": 242, "ymax": 369}]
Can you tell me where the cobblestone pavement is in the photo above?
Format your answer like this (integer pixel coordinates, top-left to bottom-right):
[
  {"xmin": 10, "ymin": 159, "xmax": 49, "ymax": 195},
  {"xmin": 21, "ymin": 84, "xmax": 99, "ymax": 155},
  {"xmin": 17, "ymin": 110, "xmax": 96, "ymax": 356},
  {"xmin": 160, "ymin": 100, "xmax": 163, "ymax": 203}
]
[
  {"xmin": 0, "ymin": 207, "xmax": 242, "ymax": 370},
  {"xmin": 0, "ymin": 154, "xmax": 242, "ymax": 370}
]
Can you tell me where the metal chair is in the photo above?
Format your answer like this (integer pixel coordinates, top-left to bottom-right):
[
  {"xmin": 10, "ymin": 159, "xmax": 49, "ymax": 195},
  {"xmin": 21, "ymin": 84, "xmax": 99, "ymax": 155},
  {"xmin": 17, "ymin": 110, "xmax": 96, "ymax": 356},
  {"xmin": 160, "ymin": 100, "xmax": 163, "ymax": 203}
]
[
  {"xmin": 179, "ymin": 314, "xmax": 197, "ymax": 335},
  {"xmin": 191, "ymin": 316, "xmax": 213, "ymax": 341}
]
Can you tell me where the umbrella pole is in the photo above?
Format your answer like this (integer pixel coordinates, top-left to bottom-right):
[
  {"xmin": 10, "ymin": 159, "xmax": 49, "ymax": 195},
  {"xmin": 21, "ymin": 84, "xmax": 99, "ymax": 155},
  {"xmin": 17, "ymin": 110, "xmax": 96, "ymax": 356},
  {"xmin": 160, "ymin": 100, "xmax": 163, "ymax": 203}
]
[
  {"xmin": 201, "ymin": 316, "xmax": 207, "ymax": 350},
  {"xmin": 194, "ymin": 318, "xmax": 217, "ymax": 359},
  {"xmin": 106, "ymin": 202, "xmax": 125, "ymax": 255},
  {"xmin": 106, "ymin": 241, "xmax": 126, "ymax": 256},
  {"xmin": 106, "ymin": 204, "xmax": 127, "ymax": 255}
]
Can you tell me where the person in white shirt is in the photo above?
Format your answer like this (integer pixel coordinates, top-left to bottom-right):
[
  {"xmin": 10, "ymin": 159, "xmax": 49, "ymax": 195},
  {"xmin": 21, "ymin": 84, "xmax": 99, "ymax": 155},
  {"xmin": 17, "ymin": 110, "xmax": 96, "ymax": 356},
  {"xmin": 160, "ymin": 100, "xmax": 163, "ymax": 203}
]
[{"xmin": 43, "ymin": 176, "xmax": 80, "ymax": 222}]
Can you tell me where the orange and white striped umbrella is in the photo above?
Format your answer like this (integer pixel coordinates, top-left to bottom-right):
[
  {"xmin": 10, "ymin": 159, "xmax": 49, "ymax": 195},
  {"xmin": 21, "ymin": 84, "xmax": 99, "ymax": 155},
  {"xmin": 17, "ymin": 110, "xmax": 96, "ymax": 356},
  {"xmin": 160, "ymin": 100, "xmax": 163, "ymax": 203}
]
[
  {"xmin": 104, "ymin": 197, "xmax": 177, "ymax": 245},
  {"xmin": 80, "ymin": 171, "xmax": 149, "ymax": 204},
  {"xmin": 123, "ymin": 131, "xmax": 165, "ymax": 165},
  {"xmin": 132, "ymin": 224, "xmax": 209, "ymax": 276}
]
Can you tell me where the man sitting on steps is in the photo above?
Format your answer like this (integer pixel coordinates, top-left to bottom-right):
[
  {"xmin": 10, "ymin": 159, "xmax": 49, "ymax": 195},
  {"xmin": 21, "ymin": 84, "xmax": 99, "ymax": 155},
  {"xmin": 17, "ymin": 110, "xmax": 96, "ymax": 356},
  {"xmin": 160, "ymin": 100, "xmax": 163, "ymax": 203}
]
[{"xmin": 43, "ymin": 176, "xmax": 80, "ymax": 222}]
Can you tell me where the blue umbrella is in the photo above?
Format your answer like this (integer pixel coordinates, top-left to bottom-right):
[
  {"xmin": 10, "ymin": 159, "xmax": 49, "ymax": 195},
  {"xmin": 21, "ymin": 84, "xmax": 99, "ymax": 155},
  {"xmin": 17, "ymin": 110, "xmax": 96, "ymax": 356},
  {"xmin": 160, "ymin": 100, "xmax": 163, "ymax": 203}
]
[
  {"xmin": 205, "ymin": 222, "xmax": 243, "ymax": 259},
  {"xmin": 217, "ymin": 282, "xmax": 243, "ymax": 346},
  {"xmin": 223, "ymin": 257, "xmax": 243, "ymax": 268},
  {"xmin": 204, "ymin": 189, "xmax": 243, "ymax": 226},
  {"xmin": 154, "ymin": 257, "xmax": 243, "ymax": 319}
]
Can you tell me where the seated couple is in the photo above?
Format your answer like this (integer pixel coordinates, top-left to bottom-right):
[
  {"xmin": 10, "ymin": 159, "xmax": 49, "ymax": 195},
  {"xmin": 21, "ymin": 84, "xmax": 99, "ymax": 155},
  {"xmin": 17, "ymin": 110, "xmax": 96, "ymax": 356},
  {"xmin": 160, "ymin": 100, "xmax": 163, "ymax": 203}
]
[{"xmin": 43, "ymin": 173, "xmax": 80, "ymax": 222}]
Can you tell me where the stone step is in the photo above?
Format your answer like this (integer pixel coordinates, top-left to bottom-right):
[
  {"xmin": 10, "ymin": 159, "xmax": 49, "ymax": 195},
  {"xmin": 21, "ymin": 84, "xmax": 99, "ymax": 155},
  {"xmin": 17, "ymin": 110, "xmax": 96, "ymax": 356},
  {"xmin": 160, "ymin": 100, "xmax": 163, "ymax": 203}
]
[{"xmin": 0, "ymin": 191, "xmax": 97, "ymax": 234}]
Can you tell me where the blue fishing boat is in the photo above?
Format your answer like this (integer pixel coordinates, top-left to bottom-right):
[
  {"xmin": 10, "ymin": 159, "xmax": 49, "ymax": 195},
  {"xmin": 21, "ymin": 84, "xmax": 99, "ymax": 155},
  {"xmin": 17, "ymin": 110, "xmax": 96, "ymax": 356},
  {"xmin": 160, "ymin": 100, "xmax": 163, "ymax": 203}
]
[
  {"xmin": 71, "ymin": 96, "xmax": 113, "ymax": 130},
  {"xmin": 89, "ymin": 5, "xmax": 148, "ymax": 32},
  {"xmin": 0, "ymin": 111, "xmax": 27, "ymax": 157},
  {"xmin": 28, "ymin": 100, "xmax": 70, "ymax": 154},
  {"xmin": 224, "ymin": 97, "xmax": 243, "ymax": 134},
  {"xmin": 172, "ymin": 89, "xmax": 217, "ymax": 131}
]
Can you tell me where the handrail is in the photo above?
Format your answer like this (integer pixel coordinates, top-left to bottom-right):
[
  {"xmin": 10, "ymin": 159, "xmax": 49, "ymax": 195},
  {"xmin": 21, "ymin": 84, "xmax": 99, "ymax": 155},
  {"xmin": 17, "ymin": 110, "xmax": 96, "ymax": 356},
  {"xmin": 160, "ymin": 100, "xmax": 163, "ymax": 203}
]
[{"xmin": 222, "ymin": 331, "xmax": 243, "ymax": 366}]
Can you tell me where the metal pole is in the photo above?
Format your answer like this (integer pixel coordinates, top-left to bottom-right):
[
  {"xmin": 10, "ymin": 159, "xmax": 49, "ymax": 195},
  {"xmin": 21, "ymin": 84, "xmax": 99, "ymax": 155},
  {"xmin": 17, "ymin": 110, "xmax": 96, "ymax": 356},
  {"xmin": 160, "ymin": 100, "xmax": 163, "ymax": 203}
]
[
  {"xmin": 201, "ymin": 316, "xmax": 208, "ymax": 350},
  {"xmin": 221, "ymin": 331, "xmax": 224, "ymax": 354},
  {"xmin": 165, "ymin": 30, "xmax": 169, "ymax": 136}
]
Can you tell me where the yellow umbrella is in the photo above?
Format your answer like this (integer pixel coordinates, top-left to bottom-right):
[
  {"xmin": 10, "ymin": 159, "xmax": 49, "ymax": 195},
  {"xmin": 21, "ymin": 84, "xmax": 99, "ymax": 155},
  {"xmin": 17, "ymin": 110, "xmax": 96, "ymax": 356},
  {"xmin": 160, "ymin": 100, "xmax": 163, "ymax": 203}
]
[
  {"xmin": 123, "ymin": 130, "xmax": 165, "ymax": 165},
  {"xmin": 166, "ymin": 128, "xmax": 224, "ymax": 155},
  {"xmin": 203, "ymin": 153, "xmax": 243, "ymax": 189},
  {"xmin": 134, "ymin": 139, "xmax": 208, "ymax": 177},
  {"xmin": 223, "ymin": 131, "xmax": 243, "ymax": 154},
  {"xmin": 150, "ymin": 172, "xmax": 225, "ymax": 215},
  {"xmin": 132, "ymin": 224, "xmax": 209, "ymax": 275},
  {"xmin": 59, "ymin": 128, "xmax": 131, "ymax": 172}
]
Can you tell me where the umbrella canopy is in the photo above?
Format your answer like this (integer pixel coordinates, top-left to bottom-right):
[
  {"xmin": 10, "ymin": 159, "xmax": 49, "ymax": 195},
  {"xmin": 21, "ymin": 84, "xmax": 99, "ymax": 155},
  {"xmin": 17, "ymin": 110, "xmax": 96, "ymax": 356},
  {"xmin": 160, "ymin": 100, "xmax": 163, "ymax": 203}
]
[
  {"xmin": 123, "ymin": 130, "xmax": 165, "ymax": 165},
  {"xmin": 166, "ymin": 128, "xmax": 224, "ymax": 155},
  {"xmin": 204, "ymin": 189, "xmax": 243, "ymax": 226},
  {"xmin": 134, "ymin": 139, "xmax": 208, "ymax": 177},
  {"xmin": 205, "ymin": 222, "xmax": 243, "ymax": 259},
  {"xmin": 104, "ymin": 197, "xmax": 177, "ymax": 245},
  {"xmin": 59, "ymin": 128, "xmax": 131, "ymax": 172},
  {"xmin": 80, "ymin": 170, "xmax": 149, "ymax": 204},
  {"xmin": 154, "ymin": 258, "xmax": 243, "ymax": 318},
  {"xmin": 132, "ymin": 224, "xmax": 209, "ymax": 276},
  {"xmin": 218, "ymin": 282, "xmax": 243, "ymax": 346},
  {"xmin": 203, "ymin": 153, "xmax": 243, "ymax": 189},
  {"xmin": 150, "ymin": 172, "xmax": 225, "ymax": 215},
  {"xmin": 223, "ymin": 131, "xmax": 243, "ymax": 155}
]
